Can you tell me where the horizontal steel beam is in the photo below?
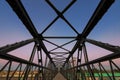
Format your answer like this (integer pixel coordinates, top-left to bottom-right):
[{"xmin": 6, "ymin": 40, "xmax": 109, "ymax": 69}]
[
  {"xmin": 86, "ymin": 38, "xmax": 120, "ymax": 53},
  {"xmin": 68, "ymin": 52, "xmax": 120, "ymax": 70},
  {"xmin": 43, "ymin": 36, "xmax": 76, "ymax": 39},
  {"xmin": 63, "ymin": 0, "xmax": 115, "ymax": 67},
  {"xmin": 0, "ymin": 39, "xmax": 34, "ymax": 54},
  {"xmin": 50, "ymin": 52, "xmax": 69, "ymax": 54},
  {"xmin": 0, "ymin": 53, "xmax": 53, "ymax": 70},
  {"xmin": 53, "ymin": 57, "xmax": 66, "ymax": 60}
]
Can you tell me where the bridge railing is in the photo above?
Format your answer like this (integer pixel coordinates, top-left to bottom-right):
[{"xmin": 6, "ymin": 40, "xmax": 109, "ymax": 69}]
[
  {"xmin": 0, "ymin": 39, "xmax": 57, "ymax": 80},
  {"xmin": 63, "ymin": 57, "xmax": 120, "ymax": 80}
]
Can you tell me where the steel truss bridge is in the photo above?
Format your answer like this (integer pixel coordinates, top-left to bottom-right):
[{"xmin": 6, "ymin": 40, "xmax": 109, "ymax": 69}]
[{"xmin": 0, "ymin": 0, "xmax": 120, "ymax": 80}]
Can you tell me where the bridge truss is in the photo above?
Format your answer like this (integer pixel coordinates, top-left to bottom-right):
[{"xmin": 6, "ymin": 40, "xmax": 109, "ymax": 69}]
[{"xmin": 0, "ymin": 0, "xmax": 120, "ymax": 80}]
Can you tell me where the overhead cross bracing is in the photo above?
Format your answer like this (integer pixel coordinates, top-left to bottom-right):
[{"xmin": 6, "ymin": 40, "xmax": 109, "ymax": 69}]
[{"xmin": 0, "ymin": 0, "xmax": 120, "ymax": 80}]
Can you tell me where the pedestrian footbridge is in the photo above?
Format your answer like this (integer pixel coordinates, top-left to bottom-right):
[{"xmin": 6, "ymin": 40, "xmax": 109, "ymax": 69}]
[{"xmin": 0, "ymin": 0, "xmax": 120, "ymax": 80}]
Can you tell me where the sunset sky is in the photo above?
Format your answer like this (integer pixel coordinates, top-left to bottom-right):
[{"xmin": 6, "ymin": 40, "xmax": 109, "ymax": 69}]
[{"xmin": 0, "ymin": 0, "xmax": 120, "ymax": 68}]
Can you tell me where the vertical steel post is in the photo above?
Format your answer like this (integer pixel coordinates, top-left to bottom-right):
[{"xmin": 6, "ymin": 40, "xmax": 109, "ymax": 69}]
[
  {"xmin": 71, "ymin": 55, "xmax": 76, "ymax": 79},
  {"xmin": 9, "ymin": 63, "xmax": 21, "ymax": 80},
  {"xmin": 37, "ymin": 44, "xmax": 44, "ymax": 80},
  {"xmin": 92, "ymin": 64, "xmax": 100, "ymax": 78},
  {"xmin": 99, "ymin": 63, "xmax": 112, "ymax": 80},
  {"xmin": 18, "ymin": 63, "xmax": 22, "ymax": 80},
  {"xmin": 76, "ymin": 46, "xmax": 82, "ymax": 80},
  {"xmin": 98, "ymin": 63, "xmax": 103, "ymax": 80},
  {"xmin": 0, "ymin": 61, "xmax": 10, "ymax": 73},
  {"xmin": 23, "ymin": 44, "xmax": 37, "ymax": 80},
  {"xmin": 6, "ymin": 61, "xmax": 12, "ymax": 80},
  {"xmin": 111, "ymin": 60, "xmax": 120, "ymax": 71},
  {"xmin": 83, "ymin": 44, "xmax": 96, "ymax": 80},
  {"xmin": 109, "ymin": 60, "xmax": 115, "ymax": 80}
]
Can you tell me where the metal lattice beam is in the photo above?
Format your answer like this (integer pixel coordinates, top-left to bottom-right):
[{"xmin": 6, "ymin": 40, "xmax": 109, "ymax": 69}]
[
  {"xmin": 86, "ymin": 38, "xmax": 120, "ymax": 52},
  {"xmin": 0, "ymin": 39, "xmax": 34, "ymax": 54}
]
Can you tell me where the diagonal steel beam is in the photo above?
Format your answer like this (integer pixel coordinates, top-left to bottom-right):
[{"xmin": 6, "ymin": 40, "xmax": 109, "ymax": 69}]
[
  {"xmin": 6, "ymin": 0, "xmax": 56, "ymax": 67},
  {"xmin": 7, "ymin": 0, "xmax": 38, "ymax": 38},
  {"xmin": 48, "ymin": 39, "xmax": 76, "ymax": 52},
  {"xmin": 0, "ymin": 39, "xmax": 34, "ymax": 54},
  {"xmin": 46, "ymin": 0, "xmax": 79, "ymax": 34},
  {"xmin": 86, "ymin": 38, "xmax": 120, "ymax": 53},
  {"xmin": 41, "ymin": 0, "xmax": 76, "ymax": 34},
  {"xmin": 63, "ymin": 0, "xmax": 115, "ymax": 67},
  {"xmin": 0, "ymin": 61, "xmax": 10, "ymax": 72},
  {"xmin": 44, "ymin": 39, "xmax": 70, "ymax": 52},
  {"xmin": 82, "ymin": 0, "xmax": 115, "ymax": 38}
]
